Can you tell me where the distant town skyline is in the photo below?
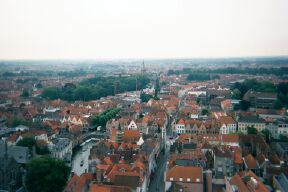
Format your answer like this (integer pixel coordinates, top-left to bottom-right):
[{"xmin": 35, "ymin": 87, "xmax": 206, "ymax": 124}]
[{"xmin": 0, "ymin": 0, "xmax": 288, "ymax": 60}]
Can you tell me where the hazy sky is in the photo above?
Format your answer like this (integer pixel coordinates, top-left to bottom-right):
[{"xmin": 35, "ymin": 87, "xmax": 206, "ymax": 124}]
[{"xmin": 0, "ymin": 0, "xmax": 288, "ymax": 60}]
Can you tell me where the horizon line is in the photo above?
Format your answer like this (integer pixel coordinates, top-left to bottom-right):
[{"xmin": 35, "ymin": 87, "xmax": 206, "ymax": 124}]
[{"xmin": 1, "ymin": 55, "xmax": 288, "ymax": 62}]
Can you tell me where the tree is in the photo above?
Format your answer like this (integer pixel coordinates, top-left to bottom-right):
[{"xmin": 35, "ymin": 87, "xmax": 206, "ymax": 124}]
[
  {"xmin": 154, "ymin": 76, "xmax": 160, "ymax": 98},
  {"xmin": 232, "ymin": 88, "xmax": 242, "ymax": 100},
  {"xmin": 25, "ymin": 156, "xmax": 70, "ymax": 192},
  {"xmin": 21, "ymin": 89, "xmax": 30, "ymax": 97},
  {"xmin": 35, "ymin": 83, "xmax": 43, "ymax": 88},
  {"xmin": 277, "ymin": 82, "xmax": 288, "ymax": 95},
  {"xmin": 17, "ymin": 137, "xmax": 36, "ymax": 149},
  {"xmin": 261, "ymin": 129, "xmax": 271, "ymax": 143},
  {"xmin": 279, "ymin": 134, "xmax": 288, "ymax": 141},
  {"xmin": 201, "ymin": 109, "xmax": 209, "ymax": 116},
  {"xmin": 11, "ymin": 118, "xmax": 30, "ymax": 127},
  {"xmin": 247, "ymin": 126, "xmax": 258, "ymax": 135},
  {"xmin": 41, "ymin": 75, "xmax": 150, "ymax": 102},
  {"xmin": 140, "ymin": 92, "xmax": 153, "ymax": 103},
  {"xmin": 274, "ymin": 99, "xmax": 283, "ymax": 110},
  {"xmin": 240, "ymin": 100, "xmax": 250, "ymax": 111},
  {"xmin": 36, "ymin": 145, "xmax": 50, "ymax": 155},
  {"xmin": 41, "ymin": 87, "xmax": 61, "ymax": 100},
  {"xmin": 91, "ymin": 108, "xmax": 121, "ymax": 129}
]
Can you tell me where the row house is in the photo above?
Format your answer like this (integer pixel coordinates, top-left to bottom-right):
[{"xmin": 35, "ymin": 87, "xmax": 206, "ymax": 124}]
[
  {"xmin": 106, "ymin": 118, "xmax": 133, "ymax": 133},
  {"xmin": 237, "ymin": 115, "xmax": 266, "ymax": 134},
  {"xmin": 200, "ymin": 134, "xmax": 239, "ymax": 147},
  {"xmin": 175, "ymin": 119, "xmax": 212, "ymax": 134},
  {"xmin": 217, "ymin": 116, "xmax": 237, "ymax": 134},
  {"xmin": 62, "ymin": 115, "xmax": 87, "ymax": 126}
]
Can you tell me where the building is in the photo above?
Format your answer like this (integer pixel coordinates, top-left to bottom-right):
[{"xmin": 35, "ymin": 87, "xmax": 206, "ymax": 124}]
[
  {"xmin": 243, "ymin": 154, "xmax": 260, "ymax": 176},
  {"xmin": 176, "ymin": 119, "xmax": 186, "ymax": 134},
  {"xmin": 238, "ymin": 115, "xmax": 266, "ymax": 134},
  {"xmin": 165, "ymin": 166, "xmax": 203, "ymax": 192},
  {"xmin": 218, "ymin": 116, "xmax": 237, "ymax": 134},
  {"xmin": 0, "ymin": 141, "xmax": 28, "ymax": 192},
  {"xmin": 243, "ymin": 90, "xmax": 277, "ymax": 109},
  {"xmin": 225, "ymin": 170, "xmax": 269, "ymax": 192},
  {"xmin": 49, "ymin": 138, "xmax": 72, "ymax": 162},
  {"xmin": 213, "ymin": 146, "xmax": 234, "ymax": 177}
]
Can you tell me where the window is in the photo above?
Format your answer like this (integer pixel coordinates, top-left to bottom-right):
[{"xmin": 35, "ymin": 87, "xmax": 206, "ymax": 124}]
[
  {"xmin": 170, "ymin": 177, "xmax": 173, "ymax": 181},
  {"xmin": 187, "ymin": 178, "xmax": 191, "ymax": 182},
  {"xmin": 179, "ymin": 177, "xmax": 183, "ymax": 181}
]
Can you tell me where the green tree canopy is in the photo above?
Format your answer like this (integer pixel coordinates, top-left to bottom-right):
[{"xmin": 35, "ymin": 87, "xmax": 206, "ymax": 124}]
[
  {"xmin": 17, "ymin": 137, "xmax": 36, "ymax": 149},
  {"xmin": 247, "ymin": 126, "xmax": 258, "ymax": 135},
  {"xmin": 21, "ymin": 89, "xmax": 30, "ymax": 97},
  {"xmin": 201, "ymin": 109, "xmax": 209, "ymax": 115},
  {"xmin": 24, "ymin": 156, "xmax": 70, "ymax": 192},
  {"xmin": 41, "ymin": 75, "xmax": 149, "ymax": 102},
  {"xmin": 140, "ymin": 92, "xmax": 153, "ymax": 103},
  {"xmin": 232, "ymin": 88, "xmax": 242, "ymax": 100},
  {"xmin": 91, "ymin": 108, "xmax": 121, "ymax": 129}
]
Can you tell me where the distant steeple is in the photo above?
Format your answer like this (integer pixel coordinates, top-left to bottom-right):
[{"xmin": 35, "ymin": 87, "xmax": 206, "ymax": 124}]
[{"xmin": 141, "ymin": 60, "xmax": 146, "ymax": 74}]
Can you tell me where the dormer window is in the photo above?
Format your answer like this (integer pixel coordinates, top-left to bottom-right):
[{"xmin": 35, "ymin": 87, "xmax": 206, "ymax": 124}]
[
  {"xmin": 179, "ymin": 177, "xmax": 183, "ymax": 181},
  {"xmin": 170, "ymin": 177, "xmax": 173, "ymax": 181},
  {"xmin": 187, "ymin": 178, "xmax": 191, "ymax": 182}
]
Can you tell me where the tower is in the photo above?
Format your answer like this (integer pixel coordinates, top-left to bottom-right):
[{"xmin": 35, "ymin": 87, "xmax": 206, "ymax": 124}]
[
  {"xmin": 141, "ymin": 60, "xmax": 146, "ymax": 74},
  {"xmin": 116, "ymin": 124, "xmax": 124, "ymax": 143}
]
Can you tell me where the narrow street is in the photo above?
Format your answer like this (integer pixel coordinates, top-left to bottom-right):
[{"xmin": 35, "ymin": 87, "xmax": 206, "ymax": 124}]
[
  {"xmin": 148, "ymin": 151, "xmax": 169, "ymax": 192},
  {"xmin": 149, "ymin": 110, "xmax": 174, "ymax": 192},
  {"xmin": 72, "ymin": 141, "xmax": 97, "ymax": 176}
]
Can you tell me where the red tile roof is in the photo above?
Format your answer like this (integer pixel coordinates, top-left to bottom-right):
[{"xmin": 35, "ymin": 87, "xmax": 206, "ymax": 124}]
[
  {"xmin": 244, "ymin": 154, "xmax": 258, "ymax": 169},
  {"xmin": 166, "ymin": 166, "xmax": 202, "ymax": 183}
]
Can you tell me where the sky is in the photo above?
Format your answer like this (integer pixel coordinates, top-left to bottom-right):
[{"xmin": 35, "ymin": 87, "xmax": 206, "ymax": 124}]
[{"xmin": 0, "ymin": 0, "xmax": 288, "ymax": 60}]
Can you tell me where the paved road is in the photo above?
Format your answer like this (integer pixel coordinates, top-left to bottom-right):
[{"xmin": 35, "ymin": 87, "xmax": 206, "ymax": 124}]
[
  {"xmin": 148, "ymin": 152, "xmax": 169, "ymax": 192},
  {"xmin": 149, "ymin": 115, "xmax": 173, "ymax": 192},
  {"xmin": 72, "ymin": 141, "xmax": 97, "ymax": 176}
]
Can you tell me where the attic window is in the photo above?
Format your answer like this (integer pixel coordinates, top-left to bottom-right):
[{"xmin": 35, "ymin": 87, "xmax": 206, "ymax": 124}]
[
  {"xmin": 169, "ymin": 177, "xmax": 173, "ymax": 181},
  {"xmin": 179, "ymin": 177, "xmax": 183, "ymax": 181},
  {"xmin": 187, "ymin": 178, "xmax": 191, "ymax": 182}
]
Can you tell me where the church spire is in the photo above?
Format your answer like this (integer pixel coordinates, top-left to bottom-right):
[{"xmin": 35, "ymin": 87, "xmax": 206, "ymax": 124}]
[{"xmin": 118, "ymin": 123, "xmax": 122, "ymax": 131}]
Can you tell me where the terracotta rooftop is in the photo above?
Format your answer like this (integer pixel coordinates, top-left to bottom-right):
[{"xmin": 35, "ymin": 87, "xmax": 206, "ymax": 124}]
[
  {"xmin": 166, "ymin": 166, "xmax": 202, "ymax": 183},
  {"xmin": 244, "ymin": 154, "xmax": 259, "ymax": 169}
]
